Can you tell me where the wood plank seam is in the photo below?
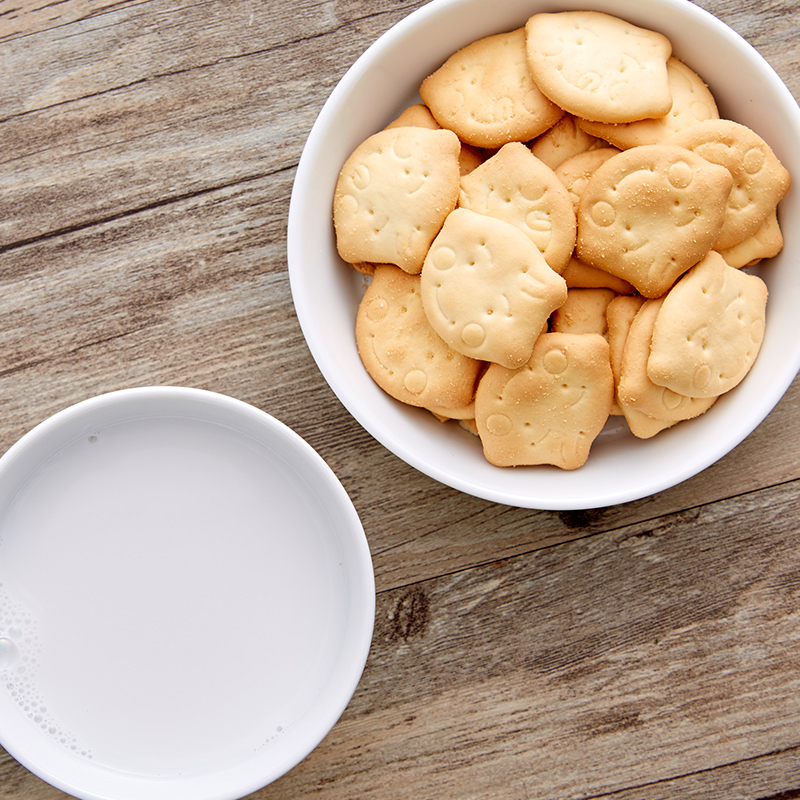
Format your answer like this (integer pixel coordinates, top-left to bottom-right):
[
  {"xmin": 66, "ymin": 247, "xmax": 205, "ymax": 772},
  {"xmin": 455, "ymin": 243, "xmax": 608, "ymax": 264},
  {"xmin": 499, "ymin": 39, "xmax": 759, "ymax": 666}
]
[{"xmin": 0, "ymin": 166, "xmax": 294, "ymax": 255}]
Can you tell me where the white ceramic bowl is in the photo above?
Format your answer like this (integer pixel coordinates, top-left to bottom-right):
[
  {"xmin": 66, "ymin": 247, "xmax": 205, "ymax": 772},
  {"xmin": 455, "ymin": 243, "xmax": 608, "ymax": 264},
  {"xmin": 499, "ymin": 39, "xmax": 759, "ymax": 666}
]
[
  {"xmin": 288, "ymin": 0, "xmax": 800, "ymax": 510},
  {"xmin": 0, "ymin": 387, "xmax": 374, "ymax": 800}
]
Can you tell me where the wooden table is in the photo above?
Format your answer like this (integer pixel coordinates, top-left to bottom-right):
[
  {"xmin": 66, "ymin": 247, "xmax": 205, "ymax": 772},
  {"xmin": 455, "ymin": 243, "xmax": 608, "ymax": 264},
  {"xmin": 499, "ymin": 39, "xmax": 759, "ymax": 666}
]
[{"xmin": 3, "ymin": 0, "xmax": 800, "ymax": 797}]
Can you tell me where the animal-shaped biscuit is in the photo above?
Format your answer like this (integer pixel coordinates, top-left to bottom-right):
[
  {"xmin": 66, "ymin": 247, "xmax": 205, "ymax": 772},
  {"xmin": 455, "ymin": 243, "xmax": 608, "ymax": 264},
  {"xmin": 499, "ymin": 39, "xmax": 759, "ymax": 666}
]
[
  {"xmin": 356, "ymin": 265, "xmax": 481, "ymax": 409},
  {"xmin": 647, "ymin": 251, "xmax": 768, "ymax": 398},
  {"xmin": 475, "ymin": 332, "xmax": 614, "ymax": 469},
  {"xmin": 665, "ymin": 119, "xmax": 791, "ymax": 250},
  {"xmin": 576, "ymin": 144, "xmax": 733, "ymax": 298},
  {"xmin": 525, "ymin": 11, "xmax": 672, "ymax": 123},
  {"xmin": 420, "ymin": 28, "xmax": 564, "ymax": 148},
  {"xmin": 578, "ymin": 57, "xmax": 719, "ymax": 148},
  {"xmin": 333, "ymin": 126, "xmax": 461, "ymax": 274},
  {"xmin": 420, "ymin": 208, "xmax": 567, "ymax": 369},
  {"xmin": 617, "ymin": 298, "xmax": 717, "ymax": 423},
  {"xmin": 459, "ymin": 142, "xmax": 576, "ymax": 273},
  {"xmin": 530, "ymin": 114, "xmax": 606, "ymax": 170}
]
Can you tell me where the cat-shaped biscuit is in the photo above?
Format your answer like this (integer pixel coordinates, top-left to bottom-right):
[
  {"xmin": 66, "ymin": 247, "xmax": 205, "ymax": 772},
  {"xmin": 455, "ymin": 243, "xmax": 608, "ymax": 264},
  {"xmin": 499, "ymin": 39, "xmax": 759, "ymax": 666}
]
[
  {"xmin": 421, "ymin": 208, "xmax": 567, "ymax": 369},
  {"xmin": 475, "ymin": 332, "xmax": 614, "ymax": 469}
]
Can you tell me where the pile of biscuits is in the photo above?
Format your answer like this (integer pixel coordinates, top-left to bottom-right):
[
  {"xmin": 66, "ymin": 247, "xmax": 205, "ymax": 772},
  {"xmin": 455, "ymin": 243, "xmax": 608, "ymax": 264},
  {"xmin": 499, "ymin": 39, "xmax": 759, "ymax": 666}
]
[{"xmin": 332, "ymin": 10, "xmax": 791, "ymax": 470}]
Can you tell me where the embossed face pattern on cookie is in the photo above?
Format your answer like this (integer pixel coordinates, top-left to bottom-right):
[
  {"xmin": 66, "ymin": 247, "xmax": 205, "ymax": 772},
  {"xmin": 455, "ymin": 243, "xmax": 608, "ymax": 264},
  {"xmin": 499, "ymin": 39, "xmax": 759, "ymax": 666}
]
[
  {"xmin": 420, "ymin": 28, "xmax": 564, "ymax": 149},
  {"xmin": 333, "ymin": 126, "xmax": 461, "ymax": 274},
  {"xmin": 576, "ymin": 144, "xmax": 733, "ymax": 298},
  {"xmin": 356, "ymin": 265, "xmax": 481, "ymax": 410},
  {"xmin": 475, "ymin": 332, "xmax": 614, "ymax": 469},
  {"xmin": 421, "ymin": 208, "xmax": 567, "ymax": 369},
  {"xmin": 666, "ymin": 119, "xmax": 792, "ymax": 250},
  {"xmin": 459, "ymin": 142, "xmax": 576, "ymax": 273},
  {"xmin": 647, "ymin": 251, "xmax": 768, "ymax": 398},
  {"xmin": 525, "ymin": 11, "xmax": 672, "ymax": 124}
]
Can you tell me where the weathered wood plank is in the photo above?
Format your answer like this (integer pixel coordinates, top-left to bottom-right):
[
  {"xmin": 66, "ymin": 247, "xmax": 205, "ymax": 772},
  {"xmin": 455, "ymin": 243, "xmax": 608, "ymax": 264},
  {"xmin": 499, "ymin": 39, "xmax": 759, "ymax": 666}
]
[
  {"xmin": 587, "ymin": 745, "xmax": 800, "ymax": 799},
  {"xmin": 0, "ymin": 0, "xmax": 148, "ymax": 42},
  {"xmin": 251, "ymin": 480, "xmax": 800, "ymax": 799},
  {"xmin": 0, "ymin": 0, "xmax": 427, "ymax": 247}
]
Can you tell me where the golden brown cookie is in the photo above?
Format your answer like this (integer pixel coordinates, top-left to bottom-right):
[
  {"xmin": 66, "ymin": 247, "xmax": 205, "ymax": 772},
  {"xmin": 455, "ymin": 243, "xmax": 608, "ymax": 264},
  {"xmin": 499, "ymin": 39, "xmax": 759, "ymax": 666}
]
[
  {"xmin": 605, "ymin": 294, "xmax": 645, "ymax": 419},
  {"xmin": 356, "ymin": 265, "xmax": 481, "ymax": 409},
  {"xmin": 385, "ymin": 103, "xmax": 484, "ymax": 175},
  {"xmin": 420, "ymin": 28, "xmax": 564, "ymax": 148},
  {"xmin": 665, "ymin": 119, "xmax": 791, "ymax": 250},
  {"xmin": 333, "ymin": 126, "xmax": 461, "ymax": 274},
  {"xmin": 426, "ymin": 401, "xmax": 476, "ymax": 421},
  {"xmin": 458, "ymin": 141, "xmax": 576, "ymax": 273},
  {"xmin": 577, "ymin": 57, "xmax": 719, "ymax": 148},
  {"xmin": 647, "ymin": 251, "xmax": 768, "ymax": 398},
  {"xmin": 716, "ymin": 208, "xmax": 783, "ymax": 269},
  {"xmin": 420, "ymin": 208, "xmax": 567, "ymax": 368},
  {"xmin": 385, "ymin": 103, "xmax": 440, "ymax": 130},
  {"xmin": 475, "ymin": 332, "xmax": 614, "ymax": 469},
  {"xmin": 617, "ymin": 298, "xmax": 718, "ymax": 423},
  {"xmin": 525, "ymin": 11, "xmax": 672, "ymax": 123},
  {"xmin": 576, "ymin": 144, "xmax": 733, "ymax": 298}
]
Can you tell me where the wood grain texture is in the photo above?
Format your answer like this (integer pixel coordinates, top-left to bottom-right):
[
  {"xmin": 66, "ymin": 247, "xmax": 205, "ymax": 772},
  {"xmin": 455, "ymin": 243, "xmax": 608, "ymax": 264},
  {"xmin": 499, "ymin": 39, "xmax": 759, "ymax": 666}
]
[{"xmin": 2, "ymin": 0, "xmax": 800, "ymax": 797}]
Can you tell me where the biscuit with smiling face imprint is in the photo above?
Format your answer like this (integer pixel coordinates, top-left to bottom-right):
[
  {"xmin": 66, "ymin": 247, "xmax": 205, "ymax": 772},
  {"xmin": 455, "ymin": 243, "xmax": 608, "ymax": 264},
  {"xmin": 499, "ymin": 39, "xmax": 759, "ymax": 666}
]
[
  {"xmin": 525, "ymin": 11, "xmax": 672, "ymax": 124},
  {"xmin": 475, "ymin": 332, "xmax": 614, "ymax": 469},
  {"xmin": 356, "ymin": 265, "xmax": 482, "ymax": 410},
  {"xmin": 333, "ymin": 126, "xmax": 461, "ymax": 275},
  {"xmin": 647, "ymin": 251, "xmax": 767, "ymax": 398},
  {"xmin": 576, "ymin": 144, "xmax": 733, "ymax": 298},
  {"xmin": 665, "ymin": 119, "xmax": 791, "ymax": 250},
  {"xmin": 421, "ymin": 208, "xmax": 567, "ymax": 369},
  {"xmin": 420, "ymin": 28, "xmax": 564, "ymax": 149},
  {"xmin": 458, "ymin": 142, "xmax": 576, "ymax": 273}
]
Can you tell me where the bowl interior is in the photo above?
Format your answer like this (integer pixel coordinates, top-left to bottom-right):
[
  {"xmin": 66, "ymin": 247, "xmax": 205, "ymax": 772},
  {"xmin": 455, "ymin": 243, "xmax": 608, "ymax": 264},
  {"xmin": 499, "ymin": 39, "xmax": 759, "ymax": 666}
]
[
  {"xmin": 0, "ymin": 387, "xmax": 374, "ymax": 800},
  {"xmin": 288, "ymin": 0, "xmax": 800, "ymax": 510}
]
